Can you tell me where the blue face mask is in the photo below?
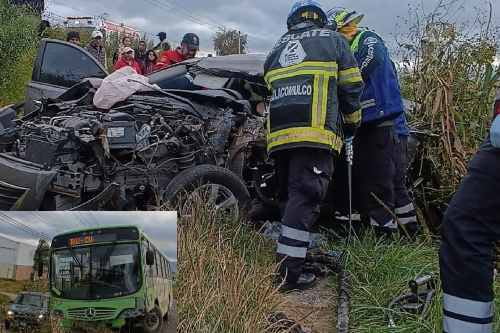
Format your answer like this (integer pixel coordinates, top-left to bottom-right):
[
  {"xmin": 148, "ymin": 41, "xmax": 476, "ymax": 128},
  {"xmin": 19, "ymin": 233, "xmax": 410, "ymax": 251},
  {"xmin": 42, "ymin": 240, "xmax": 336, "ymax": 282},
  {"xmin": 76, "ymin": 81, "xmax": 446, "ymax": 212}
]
[{"xmin": 490, "ymin": 116, "xmax": 500, "ymax": 148}]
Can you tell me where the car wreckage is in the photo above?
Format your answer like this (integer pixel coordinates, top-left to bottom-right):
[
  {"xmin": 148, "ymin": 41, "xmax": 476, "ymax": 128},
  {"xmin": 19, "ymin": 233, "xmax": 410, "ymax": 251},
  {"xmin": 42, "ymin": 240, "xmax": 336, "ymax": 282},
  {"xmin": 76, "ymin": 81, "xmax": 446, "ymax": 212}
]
[
  {"xmin": 0, "ymin": 39, "xmax": 271, "ymax": 213},
  {"xmin": 0, "ymin": 39, "xmax": 437, "ymax": 227}
]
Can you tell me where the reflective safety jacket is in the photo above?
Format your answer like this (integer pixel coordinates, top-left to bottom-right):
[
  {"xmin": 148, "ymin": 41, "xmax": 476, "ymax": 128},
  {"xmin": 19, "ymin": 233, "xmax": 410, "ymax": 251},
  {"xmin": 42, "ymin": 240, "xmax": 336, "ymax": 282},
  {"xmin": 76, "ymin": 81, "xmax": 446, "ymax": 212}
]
[
  {"xmin": 350, "ymin": 29, "xmax": 404, "ymax": 124},
  {"xmin": 264, "ymin": 23, "xmax": 364, "ymax": 155}
]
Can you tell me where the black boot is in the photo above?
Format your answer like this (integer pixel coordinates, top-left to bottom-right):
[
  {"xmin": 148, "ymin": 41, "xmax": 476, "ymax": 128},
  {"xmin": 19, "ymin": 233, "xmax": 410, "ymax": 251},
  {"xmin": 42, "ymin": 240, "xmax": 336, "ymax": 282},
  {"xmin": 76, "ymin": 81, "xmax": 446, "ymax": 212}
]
[{"xmin": 279, "ymin": 272, "xmax": 317, "ymax": 292}]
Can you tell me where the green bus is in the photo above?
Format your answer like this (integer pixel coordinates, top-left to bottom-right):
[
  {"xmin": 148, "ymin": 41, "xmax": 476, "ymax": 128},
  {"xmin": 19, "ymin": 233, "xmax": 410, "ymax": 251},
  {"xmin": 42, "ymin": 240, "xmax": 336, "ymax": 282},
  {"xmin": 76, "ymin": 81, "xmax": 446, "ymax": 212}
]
[{"xmin": 45, "ymin": 225, "xmax": 174, "ymax": 332}]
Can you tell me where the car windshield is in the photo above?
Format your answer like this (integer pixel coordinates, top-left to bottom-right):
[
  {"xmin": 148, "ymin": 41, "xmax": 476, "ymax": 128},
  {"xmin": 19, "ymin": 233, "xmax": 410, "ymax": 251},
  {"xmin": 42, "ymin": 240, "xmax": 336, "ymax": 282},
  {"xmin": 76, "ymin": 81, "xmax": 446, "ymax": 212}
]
[
  {"xmin": 51, "ymin": 243, "xmax": 140, "ymax": 300},
  {"xmin": 14, "ymin": 294, "xmax": 43, "ymax": 307}
]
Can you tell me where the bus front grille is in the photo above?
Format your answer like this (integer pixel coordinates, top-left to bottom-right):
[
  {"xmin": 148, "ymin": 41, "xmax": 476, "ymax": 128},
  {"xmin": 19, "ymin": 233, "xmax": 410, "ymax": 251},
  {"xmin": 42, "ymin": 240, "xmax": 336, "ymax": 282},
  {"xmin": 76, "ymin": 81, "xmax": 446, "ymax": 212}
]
[{"xmin": 67, "ymin": 307, "xmax": 117, "ymax": 321}]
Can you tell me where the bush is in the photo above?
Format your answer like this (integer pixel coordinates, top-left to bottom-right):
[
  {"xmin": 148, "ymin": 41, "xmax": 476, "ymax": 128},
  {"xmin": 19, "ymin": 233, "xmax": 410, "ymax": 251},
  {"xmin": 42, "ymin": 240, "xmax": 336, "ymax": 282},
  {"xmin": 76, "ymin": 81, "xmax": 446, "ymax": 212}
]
[
  {"xmin": 396, "ymin": 1, "xmax": 499, "ymax": 206},
  {"xmin": 0, "ymin": 0, "xmax": 40, "ymax": 106}
]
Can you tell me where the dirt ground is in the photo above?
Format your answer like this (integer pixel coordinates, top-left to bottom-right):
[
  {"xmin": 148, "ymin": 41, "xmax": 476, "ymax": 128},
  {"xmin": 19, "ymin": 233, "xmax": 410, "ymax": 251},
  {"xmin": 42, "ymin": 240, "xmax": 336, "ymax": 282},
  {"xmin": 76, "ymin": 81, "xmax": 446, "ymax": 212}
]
[
  {"xmin": 281, "ymin": 279, "xmax": 337, "ymax": 333},
  {"xmin": 165, "ymin": 301, "xmax": 177, "ymax": 333}
]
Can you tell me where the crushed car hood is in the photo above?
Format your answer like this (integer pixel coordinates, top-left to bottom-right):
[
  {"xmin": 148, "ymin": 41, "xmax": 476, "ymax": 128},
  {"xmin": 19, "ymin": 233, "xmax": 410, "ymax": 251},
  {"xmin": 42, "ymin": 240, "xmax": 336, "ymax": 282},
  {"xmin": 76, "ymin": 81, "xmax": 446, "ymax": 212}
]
[{"xmin": 174, "ymin": 54, "xmax": 266, "ymax": 84}]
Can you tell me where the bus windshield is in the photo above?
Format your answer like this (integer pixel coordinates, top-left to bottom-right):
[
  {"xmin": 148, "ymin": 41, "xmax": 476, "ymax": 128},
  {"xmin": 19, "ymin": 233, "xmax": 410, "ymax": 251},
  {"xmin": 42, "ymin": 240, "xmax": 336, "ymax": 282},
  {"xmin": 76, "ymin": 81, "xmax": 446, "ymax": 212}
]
[{"xmin": 51, "ymin": 243, "xmax": 140, "ymax": 300}]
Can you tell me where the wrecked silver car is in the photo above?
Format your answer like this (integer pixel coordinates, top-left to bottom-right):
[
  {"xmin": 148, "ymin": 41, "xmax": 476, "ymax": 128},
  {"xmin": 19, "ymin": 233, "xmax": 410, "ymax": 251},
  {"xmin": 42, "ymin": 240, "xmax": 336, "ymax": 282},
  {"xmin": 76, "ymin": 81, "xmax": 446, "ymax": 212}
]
[{"xmin": 0, "ymin": 39, "xmax": 269, "ymax": 212}]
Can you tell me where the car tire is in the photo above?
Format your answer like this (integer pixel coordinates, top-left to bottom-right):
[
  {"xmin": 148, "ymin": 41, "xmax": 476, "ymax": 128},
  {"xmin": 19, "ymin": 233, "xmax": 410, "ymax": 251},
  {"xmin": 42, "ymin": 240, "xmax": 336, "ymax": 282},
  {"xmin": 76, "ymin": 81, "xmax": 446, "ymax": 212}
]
[
  {"xmin": 143, "ymin": 307, "xmax": 163, "ymax": 333},
  {"xmin": 164, "ymin": 164, "xmax": 251, "ymax": 219}
]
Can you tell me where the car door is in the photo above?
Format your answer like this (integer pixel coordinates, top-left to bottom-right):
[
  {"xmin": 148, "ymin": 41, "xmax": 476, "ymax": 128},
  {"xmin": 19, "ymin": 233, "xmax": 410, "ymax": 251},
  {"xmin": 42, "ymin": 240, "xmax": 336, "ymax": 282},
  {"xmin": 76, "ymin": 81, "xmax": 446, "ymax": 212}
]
[{"xmin": 25, "ymin": 39, "xmax": 108, "ymax": 113}]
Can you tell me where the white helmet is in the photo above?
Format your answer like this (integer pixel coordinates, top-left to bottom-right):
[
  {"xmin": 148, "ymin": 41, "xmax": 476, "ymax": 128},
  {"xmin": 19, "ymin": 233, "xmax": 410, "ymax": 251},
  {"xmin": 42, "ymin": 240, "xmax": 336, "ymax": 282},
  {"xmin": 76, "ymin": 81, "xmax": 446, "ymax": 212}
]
[{"xmin": 91, "ymin": 30, "xmax": 103, "ymax": 39}]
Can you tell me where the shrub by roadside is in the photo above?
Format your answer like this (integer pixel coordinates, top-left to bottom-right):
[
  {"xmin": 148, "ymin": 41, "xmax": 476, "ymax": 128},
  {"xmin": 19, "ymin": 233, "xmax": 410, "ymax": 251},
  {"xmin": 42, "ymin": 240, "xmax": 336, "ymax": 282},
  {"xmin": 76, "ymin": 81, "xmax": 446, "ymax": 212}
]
[{"xmin": 0, "ymin": 0, "xmax": 40, "ymax": 106}]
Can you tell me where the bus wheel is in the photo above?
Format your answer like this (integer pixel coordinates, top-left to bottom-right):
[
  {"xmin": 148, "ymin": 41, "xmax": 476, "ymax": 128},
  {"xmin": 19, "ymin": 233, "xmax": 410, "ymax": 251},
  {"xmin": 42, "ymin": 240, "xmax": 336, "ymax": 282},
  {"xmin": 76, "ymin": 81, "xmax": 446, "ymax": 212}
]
[
  {"xmin": 164, "ymin": 164, "xmax": 251, "ymax": 220},
  {"xmin": 143, "ymin": 307, "xmax": 163, "ymax": 333}
]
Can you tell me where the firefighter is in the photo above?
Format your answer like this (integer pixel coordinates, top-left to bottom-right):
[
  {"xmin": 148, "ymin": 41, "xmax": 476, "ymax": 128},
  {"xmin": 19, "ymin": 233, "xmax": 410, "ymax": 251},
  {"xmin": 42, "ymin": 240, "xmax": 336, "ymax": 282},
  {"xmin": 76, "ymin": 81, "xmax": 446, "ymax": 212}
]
[
  {"xmin": 265, "ymin": 0, "xmax": 363, "ymax": 290},
  {"xmin": 155, "ymin": 33, "xmax": 199, "ymax": 70},
  {"xmin": 439, "ymin": 98, "xmax": 500, "ymax": 332},
  {"xmin": 328, "ymin": 8, "xmax": 408, "ymax": 235},
  {"xmin": 393, "ymin": 111, "xmax": 420, "ymax": 236}
]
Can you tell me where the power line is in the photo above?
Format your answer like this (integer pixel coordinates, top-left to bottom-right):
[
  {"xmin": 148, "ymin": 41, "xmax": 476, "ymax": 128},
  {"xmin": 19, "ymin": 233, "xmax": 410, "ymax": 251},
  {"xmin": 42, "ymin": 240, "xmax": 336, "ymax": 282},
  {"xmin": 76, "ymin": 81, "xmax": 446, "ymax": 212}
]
[
  {"xmin": 0, "ymin": 212, "xmax": 50, "ymax": 241},
  {"xmin": 157, "ymin": 0, "xmax": 223, "ymax": 30},
  {"xmin": 143, "ymin": 0, "xmax": 218, "ymax": 30}
]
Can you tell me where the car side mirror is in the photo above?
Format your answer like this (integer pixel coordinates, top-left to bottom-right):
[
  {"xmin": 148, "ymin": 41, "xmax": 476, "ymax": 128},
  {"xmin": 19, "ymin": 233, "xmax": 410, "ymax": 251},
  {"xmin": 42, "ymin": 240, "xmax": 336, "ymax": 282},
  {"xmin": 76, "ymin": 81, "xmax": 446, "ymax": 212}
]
[
  {"xmin": 37, "ymin": 262, "xmax": 44, "ymax": 277},
  {"xmin": 146, "ymin": 250, "xmax": 155, "ymax": 266}
]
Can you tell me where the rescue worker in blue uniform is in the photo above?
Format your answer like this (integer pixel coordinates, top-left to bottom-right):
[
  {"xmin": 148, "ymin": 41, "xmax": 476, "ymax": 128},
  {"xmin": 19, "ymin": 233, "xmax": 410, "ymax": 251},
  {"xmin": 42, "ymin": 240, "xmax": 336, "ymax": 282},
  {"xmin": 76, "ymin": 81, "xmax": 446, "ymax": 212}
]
[
  {"xmin": 439, "ymin": 96, "xmax": 500, "ymax": 333},
  {"xmin": 264, "ymin": 1, "xmax": 363, "ymax": 290},
  {"xmin": 328, "ymin": 8, "xmax": 407, "ymax": 235},
  {"xmin": 393, "ymin": 93, "xmax": 419, "ymax": 236}
]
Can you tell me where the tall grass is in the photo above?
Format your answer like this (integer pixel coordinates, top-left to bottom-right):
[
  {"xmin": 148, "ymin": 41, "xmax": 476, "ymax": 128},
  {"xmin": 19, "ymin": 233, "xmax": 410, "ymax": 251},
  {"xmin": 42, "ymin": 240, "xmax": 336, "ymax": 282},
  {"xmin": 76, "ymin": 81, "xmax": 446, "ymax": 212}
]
[
  {"xmin": 176, "ymin": 200, "xmax": 285, "ymax": 332},
  {"xmin": 397, "ymin": 1, "xmax": 500, "ymax": 206},
  {"xmin": 329, "ymin": 232, "xmax": 500, "ymax": 332}
]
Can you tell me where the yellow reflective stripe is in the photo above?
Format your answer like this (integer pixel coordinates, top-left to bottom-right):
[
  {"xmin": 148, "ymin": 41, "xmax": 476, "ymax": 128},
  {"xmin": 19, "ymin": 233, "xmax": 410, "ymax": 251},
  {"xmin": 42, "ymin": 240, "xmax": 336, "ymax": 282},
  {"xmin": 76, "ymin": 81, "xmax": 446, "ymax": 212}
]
[
  {"xmin": 311, "ymin": 74, "xmax": 329, "ymax": 128},
  {"xmin": 319, "ymin": 75, "xmax": 329, "ymax": 127},
  {"xmin": 311, "ymin": 75, "xmax": 320, "ymax": 127},
  {"xmin": 343, "ymin": 109, "xmax": 362, "ymax": 124},
  {"xmin": 338, "ymin": 67, "xmax": 363, "ymax": 85},
  {"xmin": 265, "ymin": 61, "xmax": 338, "ymax": 84},
  {"xmin": 266, "ymin": 61, "xmax": 338, "ymax": 77},
  {"xmin": 267, "ymin": 70, "xmax": 336, "ymax": 85},
  {"xmin": 339, "ymin": 68, "xmax": 360, "ymax": 76},
  {"xmin": 267, "ymin": 127, "xmax": 343, "ymax": 152}
]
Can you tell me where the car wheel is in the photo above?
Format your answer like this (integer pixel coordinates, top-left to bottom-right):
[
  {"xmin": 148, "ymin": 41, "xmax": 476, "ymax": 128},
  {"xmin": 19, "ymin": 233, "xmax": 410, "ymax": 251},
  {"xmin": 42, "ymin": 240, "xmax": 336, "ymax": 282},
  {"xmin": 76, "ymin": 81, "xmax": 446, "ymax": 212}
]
[
  {"xmin": 143, "ymin": 307, "xmax": 163, "ymax": 333},
  {"xmin": 164, "ymin": 164, "xmax": 251, "ymax": 220}
]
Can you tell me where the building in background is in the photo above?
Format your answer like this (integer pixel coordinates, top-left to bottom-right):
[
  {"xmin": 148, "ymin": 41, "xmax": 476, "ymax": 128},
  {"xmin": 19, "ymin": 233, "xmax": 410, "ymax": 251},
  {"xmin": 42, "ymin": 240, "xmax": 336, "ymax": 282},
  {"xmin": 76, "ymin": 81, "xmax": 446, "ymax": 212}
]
[
  {"xmin": 0, "ymin": 234, "xmax": 37, "ymax": 281},
  {"xmin": 102, "ymin": 20, "xmax": 141, "ymax": 40},
  {"xmin": 63, "ymin": 16, "xmax": 100, "ymax": 33}
]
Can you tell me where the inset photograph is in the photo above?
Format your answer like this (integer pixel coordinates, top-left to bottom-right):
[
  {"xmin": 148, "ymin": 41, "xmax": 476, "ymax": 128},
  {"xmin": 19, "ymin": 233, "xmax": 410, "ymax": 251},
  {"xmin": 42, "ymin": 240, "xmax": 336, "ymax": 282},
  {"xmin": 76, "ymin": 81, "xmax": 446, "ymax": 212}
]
[{"xmin": 0, "ymin": 211, "xmax": 176, "ymax": 333}]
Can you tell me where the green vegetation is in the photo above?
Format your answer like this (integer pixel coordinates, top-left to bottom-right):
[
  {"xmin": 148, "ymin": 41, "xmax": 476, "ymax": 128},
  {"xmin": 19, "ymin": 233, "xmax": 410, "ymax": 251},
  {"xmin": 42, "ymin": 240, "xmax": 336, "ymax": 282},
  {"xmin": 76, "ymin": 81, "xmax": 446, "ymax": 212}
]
[
  {"xmin": 0, "ymin": 0, "xmax": 40, "ymax": 106},
  {"xmin": 328, "ymin": 232, "xmax": 500, "ymax": 332},
  {"xmin": 397, "ymin": 1, "xmax": 500, "ymax": 206},
  {"xmin": 0, "ymin": 278, "xmax": 29, "ymax": 294},
  {"xmin": 177, "ymin": 202, "xmax": 283, "ymax": 332}
]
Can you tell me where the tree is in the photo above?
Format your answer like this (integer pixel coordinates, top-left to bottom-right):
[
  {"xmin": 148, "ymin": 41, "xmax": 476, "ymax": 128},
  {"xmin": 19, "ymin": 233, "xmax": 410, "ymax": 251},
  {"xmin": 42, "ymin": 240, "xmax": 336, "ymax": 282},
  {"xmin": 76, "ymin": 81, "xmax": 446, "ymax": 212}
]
[
  {"xmin": 213, "ymin": 28, "xmax": 248, "ymax": 56},
  {"xmin": 33, "ymin": 239, "xmax": 49, "ymax": 278}
]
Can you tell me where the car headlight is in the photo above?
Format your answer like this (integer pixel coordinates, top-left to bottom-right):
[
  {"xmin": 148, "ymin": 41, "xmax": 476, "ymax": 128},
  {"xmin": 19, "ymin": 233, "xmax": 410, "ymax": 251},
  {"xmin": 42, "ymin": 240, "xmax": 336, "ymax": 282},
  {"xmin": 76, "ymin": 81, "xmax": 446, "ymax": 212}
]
[
  {"xmin": 7, "ymin": 310, "xmax": 13, "ymax": 316},
  {"xmin": 38, "ymin": 314, "xmax": 44, "ymax": 320}
]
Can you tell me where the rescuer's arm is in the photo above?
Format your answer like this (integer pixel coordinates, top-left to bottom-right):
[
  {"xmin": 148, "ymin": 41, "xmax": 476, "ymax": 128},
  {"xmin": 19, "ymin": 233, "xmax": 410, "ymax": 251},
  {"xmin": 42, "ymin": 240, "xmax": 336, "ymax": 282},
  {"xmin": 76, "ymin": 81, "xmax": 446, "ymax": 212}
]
[
  {"xmin": 356, "ymin": 31, "xmax": 386, "ymax": 81},
  {"xmin": 336, "ymin": 37, "xmax": 364, "ymax": 137}
]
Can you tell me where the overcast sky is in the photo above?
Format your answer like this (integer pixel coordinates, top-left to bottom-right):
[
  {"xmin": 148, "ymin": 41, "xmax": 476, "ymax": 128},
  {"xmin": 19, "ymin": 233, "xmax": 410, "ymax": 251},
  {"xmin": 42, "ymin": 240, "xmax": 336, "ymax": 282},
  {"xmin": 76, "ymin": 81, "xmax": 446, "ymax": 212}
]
[
  {"xmin": 0, "ymin": 211, "xmax": 177, "ymax": 263},
  {"xmin": 45, "ymin": 0, "xmax": 499, "ymax": 53}
]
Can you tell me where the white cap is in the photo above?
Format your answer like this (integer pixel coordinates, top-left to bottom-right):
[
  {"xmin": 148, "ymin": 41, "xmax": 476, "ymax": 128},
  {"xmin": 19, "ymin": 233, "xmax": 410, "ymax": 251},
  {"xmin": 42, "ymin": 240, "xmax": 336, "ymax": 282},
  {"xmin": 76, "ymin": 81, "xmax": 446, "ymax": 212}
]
[{"xmin": 91, "ymin": 30, "xmax": 103, "ymax": 39}]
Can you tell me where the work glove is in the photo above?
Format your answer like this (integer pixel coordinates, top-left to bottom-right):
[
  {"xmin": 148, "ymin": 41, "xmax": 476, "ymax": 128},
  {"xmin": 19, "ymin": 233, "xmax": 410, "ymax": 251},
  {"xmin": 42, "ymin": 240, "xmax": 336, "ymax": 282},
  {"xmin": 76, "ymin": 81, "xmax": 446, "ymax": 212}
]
[{"xmin": 491, "ymin": 116, "xmax": 500, "ymax": 148}]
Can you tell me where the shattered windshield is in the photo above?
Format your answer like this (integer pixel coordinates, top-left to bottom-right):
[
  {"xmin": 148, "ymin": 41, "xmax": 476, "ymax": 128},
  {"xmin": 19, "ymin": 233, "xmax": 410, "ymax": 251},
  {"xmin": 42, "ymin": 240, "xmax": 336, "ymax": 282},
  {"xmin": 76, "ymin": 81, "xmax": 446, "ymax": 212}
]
[{"xmin": 51, "ymin": 243, "xmax": 140, "ymax": 300}]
